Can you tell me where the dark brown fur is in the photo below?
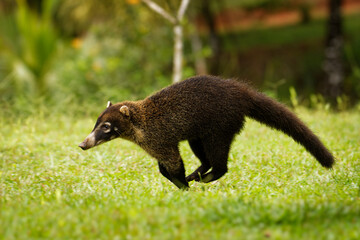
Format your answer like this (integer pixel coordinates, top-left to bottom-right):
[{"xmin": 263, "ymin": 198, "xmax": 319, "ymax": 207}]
[{"xmin": 80, "ymin": 75, "xmax": 334, "ymax": 189}]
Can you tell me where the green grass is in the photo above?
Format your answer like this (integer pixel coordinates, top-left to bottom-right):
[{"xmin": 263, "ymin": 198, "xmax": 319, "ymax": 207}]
[{"xmin": 1, "ymin": 108, "xmax": 360, "ymax": 239}]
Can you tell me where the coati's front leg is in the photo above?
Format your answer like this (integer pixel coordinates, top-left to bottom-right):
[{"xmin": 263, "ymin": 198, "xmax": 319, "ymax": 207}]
[
  {"xmin": 154, "ymin": 147, "xmax": 189, "ymax": 189},
  {"xmin": 186, "ymin": 139, "xmax": 211, "ymax": 182}
]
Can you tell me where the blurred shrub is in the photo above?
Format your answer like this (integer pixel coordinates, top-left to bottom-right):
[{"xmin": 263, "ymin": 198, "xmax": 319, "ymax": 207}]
[
  {"xmin": 50, "ymin": 6, "xmax": 178, "ymax": 112},
  {"xmin": 0, "ymin": 0, "xmax": 59, "ymax": 99},
  {"xmin": 0, "ymin": 1, "xmax": 189, "ymax": 116},
  {"xmin": 344, "ymin": 43, "xmax": 360, "ymax": 101}
]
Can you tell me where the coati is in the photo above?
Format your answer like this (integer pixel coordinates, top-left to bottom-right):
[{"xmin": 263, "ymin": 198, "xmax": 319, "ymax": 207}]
[{"xmin": 79, "ymin": 75, "xmax": 334, "ymax": 189}]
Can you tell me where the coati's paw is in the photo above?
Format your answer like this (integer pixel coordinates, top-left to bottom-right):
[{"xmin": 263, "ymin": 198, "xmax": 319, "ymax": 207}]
[
  {"xmin": 185, "ymin": 175, "xmax": 195, "ymax": 182},
  {"xmin": 186, "ymin": 173, "xmax": 201, "ymax": 182}
]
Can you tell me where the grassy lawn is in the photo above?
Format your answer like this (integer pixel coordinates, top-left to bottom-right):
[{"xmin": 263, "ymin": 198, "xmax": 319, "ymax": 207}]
[{"xmin": 1, "ymin": 107, "xmax": 359, "ymax": 239}]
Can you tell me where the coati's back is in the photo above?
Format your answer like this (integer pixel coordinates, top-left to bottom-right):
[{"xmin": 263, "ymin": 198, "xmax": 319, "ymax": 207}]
[{"xmin": 144, "ymin": 76, "xmax": 250, "ymax": 140}]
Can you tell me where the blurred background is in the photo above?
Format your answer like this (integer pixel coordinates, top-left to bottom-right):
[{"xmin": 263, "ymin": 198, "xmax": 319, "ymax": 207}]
[{"xmin": 0, "ymin": 0, "xmax": 359, "ymax": 116}]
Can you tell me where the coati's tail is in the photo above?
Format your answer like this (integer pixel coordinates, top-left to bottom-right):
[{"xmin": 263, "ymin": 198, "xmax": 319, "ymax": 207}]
[{"xmin": 245, "ymin": 90, "xmax": 334, "ymax": 168}]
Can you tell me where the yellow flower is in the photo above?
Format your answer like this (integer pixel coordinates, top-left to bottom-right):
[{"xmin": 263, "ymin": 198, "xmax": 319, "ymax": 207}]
[
  {"xmin": 71, "ymin": 38, "xmax": 83, "ymax": 49},
  {"xmin": 126, "ymin": 0, "xmax": 140, "ymax": 5}
]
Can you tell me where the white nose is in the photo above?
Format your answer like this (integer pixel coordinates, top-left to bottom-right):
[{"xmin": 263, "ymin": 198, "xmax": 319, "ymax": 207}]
[
  {"xmin": 78, "ymin": 141, "xmax": 88, "ymax": 150},
  {"xmin": 78, "ymin": 132, "xmax": 96, "ymax": 150}
]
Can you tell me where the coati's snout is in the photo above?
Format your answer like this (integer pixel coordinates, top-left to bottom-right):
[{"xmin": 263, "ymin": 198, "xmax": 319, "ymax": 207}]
[
  {"xmin": 78, "ymin": 132, "xmax": 97, "ymax": 150},
  {"xmin": 78, "ymin": 141, "xmax": 88, "ymax": 150},
  {"xmin": 78, "ymin": 130, "xmax": 103, "ymax": 150},
  {"xmin": 78, "ymin": 121, "xmax": 118, "ymax": 150}
]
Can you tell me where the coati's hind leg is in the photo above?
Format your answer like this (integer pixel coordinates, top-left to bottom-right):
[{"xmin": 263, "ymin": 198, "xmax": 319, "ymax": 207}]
[
  {"xmin": 199, "ymin": 134, "xmax": 234, "ymax": 183},
  {"xmin": 186, "ymin": 139, "xmax": 211, "ymax": 182}
]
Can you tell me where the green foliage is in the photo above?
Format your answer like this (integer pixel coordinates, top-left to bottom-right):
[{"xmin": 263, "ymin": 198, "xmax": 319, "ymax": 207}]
[
  {"xmin": 50, "ymin": 13, "xmax": 175, "ymax": 107},
  {"xmin": 233, "ymin": 0, "xmax": 292, "ymax": 11},
  {"xmin": 211, "ymin": 0, "xmax": 294, "ymax": 12},
  {"xmin": 222, "ymin": 19, "xmax": 326, "ymax": 52},
  {"xmin": 1, "ymin": 109, "xmax": 360, "ymax": 239},
  {"xmin": 0, "ymin": 0, "xmax": 59, "ymax": 98},
  {"xmin": 345, "ymin": 44, "xmax": 360, "ymax": 99},
  {"xmin": 0, "ymin": 1, "xmax": 181, "ymax": 114},
  {"xmin": 220, "ymin": 14, "xmax": 360, "ymax": 103},
  {"xmin": 289, "ymin": 86, "xmax": 298, "ymax": 108},
  {"xmin": 309, "ymin": 94, "xmax": 330, "ymax": 111}
]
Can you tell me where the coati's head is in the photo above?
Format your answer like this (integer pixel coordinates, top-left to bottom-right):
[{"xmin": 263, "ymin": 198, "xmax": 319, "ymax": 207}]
[{"xmin": 79, "ymin": 101, "xmax": 131, "ymax": 150}]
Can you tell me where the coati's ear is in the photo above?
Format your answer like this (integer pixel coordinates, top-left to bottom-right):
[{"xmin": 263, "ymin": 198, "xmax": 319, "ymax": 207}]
[
  {"xmin": 120, "ymin": 105, "xmax": 130, "ymax": 117},
  {"xmin": 107, "ymin": 101, "xmax": 112, "ymax": 108}
]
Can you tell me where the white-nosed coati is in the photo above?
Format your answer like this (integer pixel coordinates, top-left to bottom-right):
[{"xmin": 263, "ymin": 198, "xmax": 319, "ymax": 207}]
[{"xmin": 79, "ymin": 75, "xmax": 334, "ymax": 189}]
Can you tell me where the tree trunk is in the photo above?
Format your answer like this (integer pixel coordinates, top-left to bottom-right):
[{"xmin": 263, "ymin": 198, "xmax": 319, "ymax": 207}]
[
  {"xmin": 323, "ymin": 0, "xmax": 343, "ymax": 99},
  {"xmin": 173, "ymin": 24, "xmax": 183, "ymax": 83},
  {"xmin": 141, "ymin": 0, "xmax": 190, "ymax": 83}
]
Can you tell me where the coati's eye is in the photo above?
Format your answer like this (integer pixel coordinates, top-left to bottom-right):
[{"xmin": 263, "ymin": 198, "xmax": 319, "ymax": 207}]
[{"xmin": 102, "ymin": 122, "xmax": 111, "ymax": 132}]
